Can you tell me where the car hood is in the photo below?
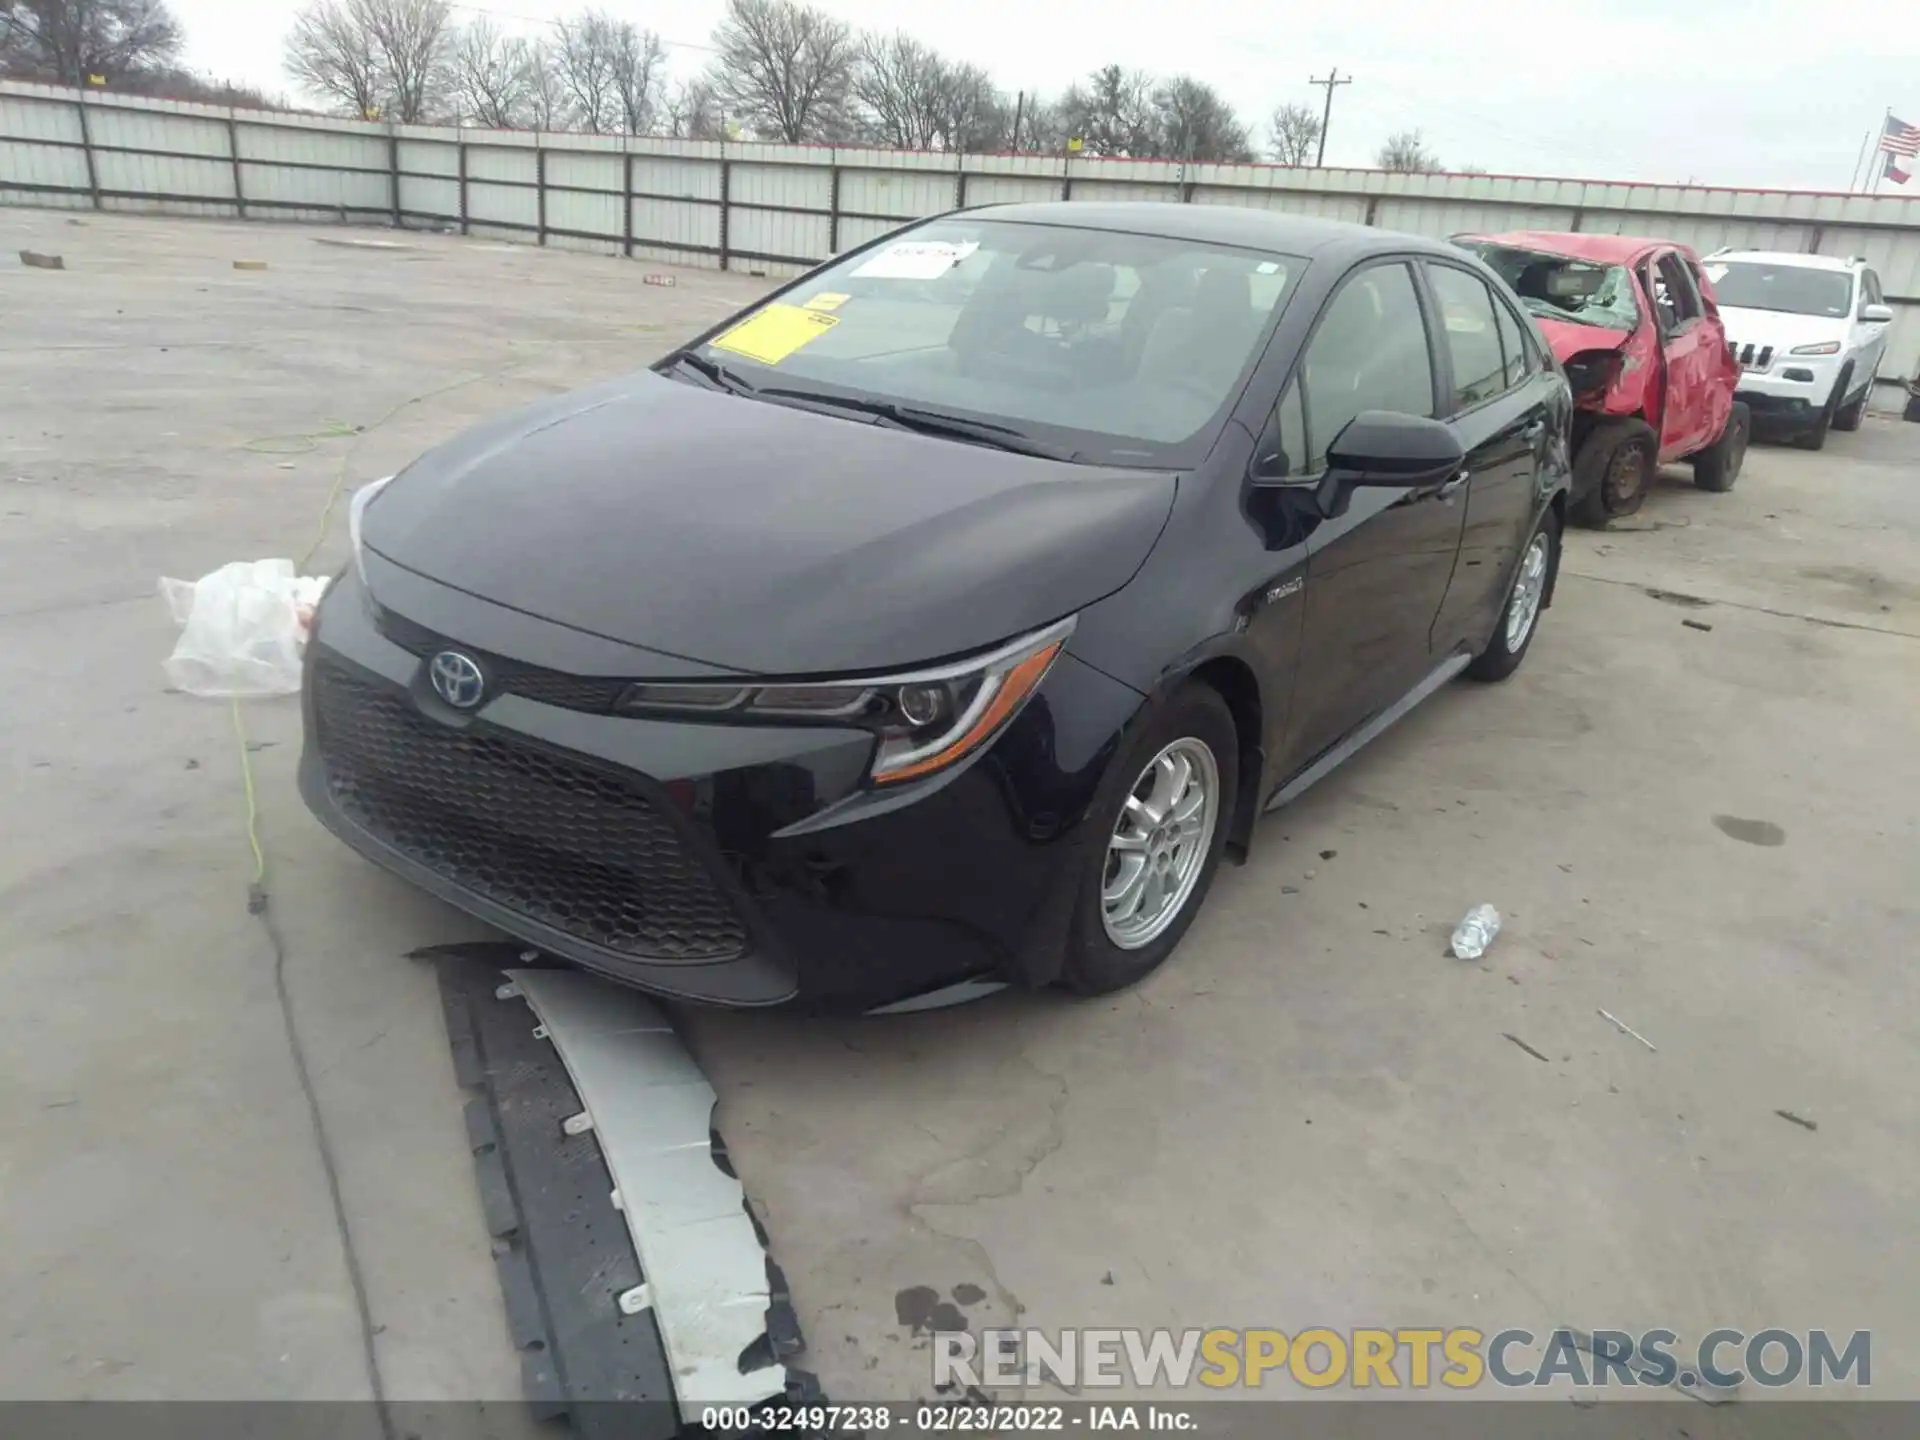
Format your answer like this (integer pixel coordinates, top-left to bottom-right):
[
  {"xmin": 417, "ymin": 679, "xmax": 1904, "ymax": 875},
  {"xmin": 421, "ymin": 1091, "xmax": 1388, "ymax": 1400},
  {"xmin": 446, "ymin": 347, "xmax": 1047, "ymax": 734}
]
[
  {"xmin": 1713, "ymin": 305, "xmax": 1846, "ymax": 352},
  {"xmin": 1533, "ymin": 316, "xmax": 1635, "ymax": 363},
  {"xmin": 361, "ymin": 372, "xmax": 1177, "ymax": 677}
]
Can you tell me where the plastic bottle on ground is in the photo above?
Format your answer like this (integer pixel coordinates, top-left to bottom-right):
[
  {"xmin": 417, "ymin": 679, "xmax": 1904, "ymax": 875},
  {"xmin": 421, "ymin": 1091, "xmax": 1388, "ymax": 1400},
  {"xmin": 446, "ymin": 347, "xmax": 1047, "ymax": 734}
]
[{"xmin": 1450, "ymin": 904, "xmax": 1501, "ymax": 961}]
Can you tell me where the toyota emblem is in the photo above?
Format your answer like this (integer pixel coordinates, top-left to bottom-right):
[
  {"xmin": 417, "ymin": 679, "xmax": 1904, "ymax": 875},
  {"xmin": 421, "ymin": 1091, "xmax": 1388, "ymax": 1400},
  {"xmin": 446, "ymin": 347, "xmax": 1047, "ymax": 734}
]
[{"xmin": 429, "ymin": 650, "xmax": 487, "ymax": 709}]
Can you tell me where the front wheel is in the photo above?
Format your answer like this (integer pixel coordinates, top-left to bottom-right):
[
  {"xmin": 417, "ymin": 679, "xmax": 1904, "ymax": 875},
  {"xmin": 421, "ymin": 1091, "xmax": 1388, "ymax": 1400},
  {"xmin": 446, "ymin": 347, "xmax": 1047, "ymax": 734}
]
[
  {"xmin": 1832, "ymin": 368, "xmax": 1871, "ymax": 432},
  {"xmin": 1570, "ymin": 419, "xmax": 1656, "ymax": 527},
  {"xmin": 1060, "ymin": 685, "xmax": 1238, "ymax": 996},
  {"xmin": 1468, "ymin": 510, "xmax": 1559, "ymax": 683},
  {"xmin": 1794, "ymin": 371, "xmax": 1845, "ymax": 450}
]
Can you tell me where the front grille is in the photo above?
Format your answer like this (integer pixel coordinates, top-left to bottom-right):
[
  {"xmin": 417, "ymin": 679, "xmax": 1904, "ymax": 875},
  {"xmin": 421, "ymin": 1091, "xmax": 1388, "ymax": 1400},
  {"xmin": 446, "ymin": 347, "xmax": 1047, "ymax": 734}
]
[
  {"xmin": 314, "ymin": 662, "xmax": 749, "ymax": 962},
  {"xmin": 374, "ymin": 605, "xmax": 630, "ymax": 714},
  {"xmin": 1732, "ymin": 341, "xmax": 1774, "ymax": 372}
]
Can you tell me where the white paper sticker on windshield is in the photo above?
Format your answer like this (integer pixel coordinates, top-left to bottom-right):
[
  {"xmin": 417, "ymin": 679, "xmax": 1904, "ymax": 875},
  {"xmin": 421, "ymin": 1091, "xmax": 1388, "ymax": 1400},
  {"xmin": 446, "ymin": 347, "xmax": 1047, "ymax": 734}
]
[
  {"xmin": 1256, "ymin": 261, "xmax": 1281, "ymax": 274},
  {"xmin": 852, "ymin": 240, "xmax": 979, "ymax": 280},
  {"xmin": 1704, "ymin": 264, "xmax": 1728, "ymax": 283}
]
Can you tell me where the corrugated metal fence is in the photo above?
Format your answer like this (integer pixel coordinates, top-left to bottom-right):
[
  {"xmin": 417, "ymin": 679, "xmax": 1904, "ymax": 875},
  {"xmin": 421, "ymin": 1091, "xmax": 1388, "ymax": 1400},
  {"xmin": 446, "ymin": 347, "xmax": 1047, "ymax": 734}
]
[{"xmin": 9, "ymin": 78, "xmax": 1920, "ymax": 374}]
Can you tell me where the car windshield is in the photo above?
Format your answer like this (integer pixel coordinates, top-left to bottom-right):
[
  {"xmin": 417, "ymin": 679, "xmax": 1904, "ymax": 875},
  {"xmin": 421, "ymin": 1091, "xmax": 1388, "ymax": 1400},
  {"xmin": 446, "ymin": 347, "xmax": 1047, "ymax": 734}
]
[
  {"xmin": 680, "ymin": 218, "xmax": 1298, "ymax": 466},
  {"xmin": 1460, "ymin": 242, "xmax": 1639, "ymax": 332},
  {"xmin": 1703, "ymin": 261, "xmax": 1852, "ymax": 318}
]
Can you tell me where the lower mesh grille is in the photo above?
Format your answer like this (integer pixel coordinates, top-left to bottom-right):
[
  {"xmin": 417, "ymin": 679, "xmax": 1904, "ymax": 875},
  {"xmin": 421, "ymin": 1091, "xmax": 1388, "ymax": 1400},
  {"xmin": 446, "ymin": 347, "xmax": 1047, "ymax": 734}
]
[{"xmin": 314, "ymin": 662, "xmax": 749, "ymax": 962}]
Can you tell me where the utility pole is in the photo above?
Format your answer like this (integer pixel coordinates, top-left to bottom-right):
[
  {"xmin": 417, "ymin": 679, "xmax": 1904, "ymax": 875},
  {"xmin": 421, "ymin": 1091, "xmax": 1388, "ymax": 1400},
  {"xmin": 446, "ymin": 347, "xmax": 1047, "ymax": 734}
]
[{"xmin": 1309, "ymin": 68, "xmax": 1351, "ymax": 168}]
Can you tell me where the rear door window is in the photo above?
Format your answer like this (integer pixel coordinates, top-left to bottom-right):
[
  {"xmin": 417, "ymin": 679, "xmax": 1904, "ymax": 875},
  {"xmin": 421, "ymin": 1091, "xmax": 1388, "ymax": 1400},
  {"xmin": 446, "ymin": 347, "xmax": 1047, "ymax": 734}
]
[
  {"xmin": 1426, "ymin": 264, "xmax": 1510, "ymax": 411},
  {"xmin": 1492, "ymin": 299, "xmax": 1530, "ymax": 390},
  {"xmin": 1653, "ymin": 254, "xmax": 1703, "ymax": 329}
]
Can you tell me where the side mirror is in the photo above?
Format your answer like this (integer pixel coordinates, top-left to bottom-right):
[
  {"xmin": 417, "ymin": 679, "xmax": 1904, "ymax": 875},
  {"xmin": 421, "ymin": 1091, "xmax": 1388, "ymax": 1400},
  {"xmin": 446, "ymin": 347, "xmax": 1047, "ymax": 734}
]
[
  {"xmin": 1269, "ymin": 411, "xmax": 1466, "ymax": 520},
  {"xmin": 1325, "ymin": 411, "xmax": 1466, "ymax": 484},
  {"xmin": 1862, "ymin": 303, "xmax": 1894, "ymax": 324}
]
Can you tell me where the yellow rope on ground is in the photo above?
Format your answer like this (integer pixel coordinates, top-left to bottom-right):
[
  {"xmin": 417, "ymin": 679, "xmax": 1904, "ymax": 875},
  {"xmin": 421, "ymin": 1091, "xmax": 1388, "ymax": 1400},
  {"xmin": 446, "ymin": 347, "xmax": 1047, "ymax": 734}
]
[{"xmin": 230, "ymin": 695, "xmax": 267, "ymax": 886}]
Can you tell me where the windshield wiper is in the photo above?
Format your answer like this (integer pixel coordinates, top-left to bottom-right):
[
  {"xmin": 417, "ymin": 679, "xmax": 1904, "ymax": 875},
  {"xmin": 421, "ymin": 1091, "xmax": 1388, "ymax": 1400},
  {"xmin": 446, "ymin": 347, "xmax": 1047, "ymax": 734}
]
[
  {"xmin": 753, "ymin": 387, "xmax": 1077, "ymax": 460},
  {"xmin": 665, "ymin": 351, "xmax": 758, "ymax": 396}
]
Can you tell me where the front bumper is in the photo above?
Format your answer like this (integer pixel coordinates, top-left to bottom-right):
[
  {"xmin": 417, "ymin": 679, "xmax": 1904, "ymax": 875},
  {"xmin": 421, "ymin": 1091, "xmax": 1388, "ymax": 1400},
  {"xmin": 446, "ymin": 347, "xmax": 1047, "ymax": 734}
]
[
  {"xmin": 1735, "ymin": 355, "xmax": 1843, "ymax": 429},
  {"xmin": 299, "ymin": 566, "xmax": 1141, "ymax": 1010}
]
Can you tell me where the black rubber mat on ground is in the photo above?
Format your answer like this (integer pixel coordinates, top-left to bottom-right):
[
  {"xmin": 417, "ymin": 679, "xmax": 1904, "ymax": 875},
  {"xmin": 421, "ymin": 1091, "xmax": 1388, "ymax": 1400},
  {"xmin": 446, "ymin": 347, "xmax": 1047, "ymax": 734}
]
[{"xmin": 436, "ymin": 949, "xmax": 682, "ymax": 1440}]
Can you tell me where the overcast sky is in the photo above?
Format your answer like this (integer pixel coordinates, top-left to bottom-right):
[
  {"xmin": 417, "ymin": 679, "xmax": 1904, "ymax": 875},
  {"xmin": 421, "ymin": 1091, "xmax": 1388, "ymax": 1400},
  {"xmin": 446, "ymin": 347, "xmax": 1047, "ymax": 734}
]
[{"xmin": 169, "ymin": 0, "xmax": 1919, "ymax": 192}]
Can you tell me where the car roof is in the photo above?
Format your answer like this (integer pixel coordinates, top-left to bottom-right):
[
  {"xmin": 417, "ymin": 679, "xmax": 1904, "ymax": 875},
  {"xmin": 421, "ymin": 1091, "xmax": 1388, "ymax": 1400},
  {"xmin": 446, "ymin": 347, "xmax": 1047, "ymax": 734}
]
[
  {"xmin": 1465, "ymin": 230, "xmax": 1679, "ymax": 265},
  {"xmin": 967, "ymin": 201, "xmax": 1450, "ymax": 260},
  {"xmin": 1711, "ymin": 249, "xmax": 1854, "ymax": 271}
]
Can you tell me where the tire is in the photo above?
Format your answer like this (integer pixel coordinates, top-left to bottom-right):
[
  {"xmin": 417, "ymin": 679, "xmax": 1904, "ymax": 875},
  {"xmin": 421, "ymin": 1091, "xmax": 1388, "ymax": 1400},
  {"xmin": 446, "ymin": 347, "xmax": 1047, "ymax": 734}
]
[
  {"xmin": 1468, "ymin": 508, "xmax": 1560, "ymax": 683},
  {"xmin": 1570, "ymin": 418, "xmax": 1656, "ymax": 527},
  {"xmin": 1793, "ymin": 371, "xmax": 1844, "ymax": 450},
  {"xmin": 1692, "ymin": 400, "xmax": 1750, "ymax": 492},
  {"xmin": 1060, "ymin": 685, "xmax": 1239, "ymax": 996},
  {"xmin": 1832, "ymin": 368, "xmax": 1870, "ymax": 432}
]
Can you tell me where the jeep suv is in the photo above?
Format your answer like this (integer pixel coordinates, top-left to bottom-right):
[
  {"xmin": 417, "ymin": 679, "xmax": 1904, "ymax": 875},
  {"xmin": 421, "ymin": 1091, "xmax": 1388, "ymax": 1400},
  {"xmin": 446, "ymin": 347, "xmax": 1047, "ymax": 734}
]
[{"xmin": 1703, "ymin": 250, "xmax": 1893, "ymax": 449}]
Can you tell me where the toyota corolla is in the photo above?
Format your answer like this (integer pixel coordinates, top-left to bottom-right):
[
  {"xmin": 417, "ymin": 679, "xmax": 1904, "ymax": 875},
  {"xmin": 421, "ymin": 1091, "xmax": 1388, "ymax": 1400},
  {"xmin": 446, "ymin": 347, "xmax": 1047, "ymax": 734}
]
[{"xmin": 301, "ymin": 203, "xmax": 1571, "ymax": 1012}]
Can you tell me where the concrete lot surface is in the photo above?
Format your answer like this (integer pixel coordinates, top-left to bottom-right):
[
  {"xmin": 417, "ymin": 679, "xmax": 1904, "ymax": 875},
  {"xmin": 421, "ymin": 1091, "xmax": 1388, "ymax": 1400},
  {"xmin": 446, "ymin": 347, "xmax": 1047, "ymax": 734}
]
[{"xmin": 4, "ymin": 213, "xmax": 1917, "ymax": 1415}]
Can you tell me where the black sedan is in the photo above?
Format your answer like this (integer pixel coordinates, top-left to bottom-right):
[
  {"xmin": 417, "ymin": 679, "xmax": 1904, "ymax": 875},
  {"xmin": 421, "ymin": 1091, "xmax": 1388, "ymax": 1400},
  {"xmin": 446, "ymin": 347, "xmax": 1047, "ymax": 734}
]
[{"xmin": 301, "ymin": 203, "xmax": 1571, "ymax": 1012}]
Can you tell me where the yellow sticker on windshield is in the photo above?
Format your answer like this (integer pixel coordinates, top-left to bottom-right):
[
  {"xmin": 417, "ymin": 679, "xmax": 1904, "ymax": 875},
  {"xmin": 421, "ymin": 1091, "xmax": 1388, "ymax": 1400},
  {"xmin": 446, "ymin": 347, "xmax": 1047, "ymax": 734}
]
[
  {"xmin": 802, "ymin": 292, "xmax": 850, "ymax": 312},
  {"xmin": 711, "ymin": 304, "xmax": 839, "ymax": 365}
]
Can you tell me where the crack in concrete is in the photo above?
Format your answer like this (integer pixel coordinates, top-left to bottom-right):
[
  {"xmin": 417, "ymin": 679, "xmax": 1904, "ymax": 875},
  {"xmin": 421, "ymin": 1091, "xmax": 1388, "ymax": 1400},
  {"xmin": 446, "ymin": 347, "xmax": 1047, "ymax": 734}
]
[
  {"xmin": 1562, "ymin": 570, "xmax": 1920, "ymax": 640},
  {"xmin": 901, "ymin": 1056, "xmax": 1073, "ymax": 1395},
  {"xmin": 0, "ymin": 592, "xmax": 152, "ymax": 622},
  {"xmin": 1433, "ymin": 1187, "xmax": 1554, "ymax": 1316}
]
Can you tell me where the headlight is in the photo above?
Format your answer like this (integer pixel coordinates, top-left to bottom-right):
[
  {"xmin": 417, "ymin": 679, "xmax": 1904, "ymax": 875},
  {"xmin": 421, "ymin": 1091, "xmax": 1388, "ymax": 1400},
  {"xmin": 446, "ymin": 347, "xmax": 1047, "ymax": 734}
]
[
  {"xmin": 617, "ymin": 616, "xmax": 1075, "ymax": 785},
  {"xmin": 1789, "ymin": 341, "xmax": 1842, "ymax": 356},
  {"xmin": 346, "ymin": 476, "xmax": 395, "ymax": 583}
]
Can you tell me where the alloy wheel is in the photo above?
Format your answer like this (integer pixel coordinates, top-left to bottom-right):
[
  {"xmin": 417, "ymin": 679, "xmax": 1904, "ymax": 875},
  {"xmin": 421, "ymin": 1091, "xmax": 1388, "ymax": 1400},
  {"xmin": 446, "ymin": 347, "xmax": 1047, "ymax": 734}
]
[
  {"xmin": 1101, "ymin": 737, "xmax": 1221, "ymax": 950},
  {"xmin": 1505, "ymin": 531, "xmax": 1550, "ymax": 653}
]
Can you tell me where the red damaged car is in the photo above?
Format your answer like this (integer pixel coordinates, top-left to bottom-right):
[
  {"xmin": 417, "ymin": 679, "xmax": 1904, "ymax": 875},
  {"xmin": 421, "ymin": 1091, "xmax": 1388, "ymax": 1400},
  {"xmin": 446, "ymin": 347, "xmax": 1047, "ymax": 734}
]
[{"xmin": 1456, "ymin": 232, "xmax": 1747, "ymax": 525}]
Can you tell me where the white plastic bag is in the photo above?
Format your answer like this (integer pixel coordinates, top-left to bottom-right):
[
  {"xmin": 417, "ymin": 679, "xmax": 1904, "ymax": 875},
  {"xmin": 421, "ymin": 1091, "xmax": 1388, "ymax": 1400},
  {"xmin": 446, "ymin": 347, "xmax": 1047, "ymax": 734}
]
[{"xmin": 159, "ymin": 559, "xmax": 330, "ymax": 698}]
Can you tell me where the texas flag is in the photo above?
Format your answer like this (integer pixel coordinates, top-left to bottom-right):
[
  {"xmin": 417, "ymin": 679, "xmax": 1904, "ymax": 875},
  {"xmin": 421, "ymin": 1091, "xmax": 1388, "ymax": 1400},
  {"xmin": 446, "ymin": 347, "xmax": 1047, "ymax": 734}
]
[{"xmin": 1880, "ymin": 114, "xmax": 1920, "ymax": 184}]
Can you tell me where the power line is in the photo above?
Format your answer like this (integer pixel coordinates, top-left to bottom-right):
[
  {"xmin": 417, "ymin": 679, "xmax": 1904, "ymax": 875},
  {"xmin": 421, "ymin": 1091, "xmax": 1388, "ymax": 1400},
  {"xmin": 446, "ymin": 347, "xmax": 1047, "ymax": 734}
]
[{"xmin": 1354, "ymin": 75, "xmax": 1644, "ymax": 174}]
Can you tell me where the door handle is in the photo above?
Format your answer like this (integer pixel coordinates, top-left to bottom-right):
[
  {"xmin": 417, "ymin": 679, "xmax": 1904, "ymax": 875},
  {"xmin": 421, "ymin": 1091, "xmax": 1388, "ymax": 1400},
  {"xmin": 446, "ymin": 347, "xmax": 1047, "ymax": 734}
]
[{"xmin": 1437, "ymin": 470, "xmax": 1469, "ymax": 500}]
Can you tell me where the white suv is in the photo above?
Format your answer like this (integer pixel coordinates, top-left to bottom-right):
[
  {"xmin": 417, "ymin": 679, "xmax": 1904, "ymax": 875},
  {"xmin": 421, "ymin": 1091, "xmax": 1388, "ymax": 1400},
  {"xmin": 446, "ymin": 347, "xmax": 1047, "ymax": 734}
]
[{"xmin": 1702, "ymin": 250, "xmax": 1893, "ymax": 449}]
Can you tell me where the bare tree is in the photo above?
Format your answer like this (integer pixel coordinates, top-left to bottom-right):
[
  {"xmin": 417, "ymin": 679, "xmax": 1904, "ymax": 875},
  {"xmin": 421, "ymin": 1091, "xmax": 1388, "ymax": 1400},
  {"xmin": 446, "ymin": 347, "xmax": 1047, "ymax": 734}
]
[
  {"xmin": 851, "ymin": 35, "xmax": 1011, "ymax": 154},
  {"xmin": 609, "ymin": 18, "xmax": 664, "ymax": 135},
  {"xmin": 1376, "ymin": 128, "xmax": 1441, "ymax": 173},
  {"xmin": 284, "ymin": 0, "xmax": 449, "ymax": 122},
  {"xmin": 664, "ymin": 76, "xmax": 724, "ymax": 139},
  {"xmin": 1267, "ymin": 101, "xmax": 1320, "ymax": 166},
  {"xmin": 446, "ymin": 15, "xmax": 531, "ymax": 128},
  {"xmin": 517, "ymin": 39, "xmax": 563, "ymax": 130},
  {"xmin": 1153, "ymin": 74, "xmax": 1251, "ymax": 162},
  {"xmin": 1056, "ymin": 65, "xmax": 1156, "ymax": 157},
  {"xmin": 552, "ymin": 9, "xmax": 616, "ymax": 132},
  {"xmin": 1, "ymin": 0, "xmax": 183, "ymax": 86},
  {"xmin": 934, "ymin": 61, "xmax": 1008, "ymax": 153},
  {"xmin": 361, "ymin": 0, "xmax": 448, "ymax": 123},
  {"xmin": 852, "ymin": 31, "xmax": 945, "ymax": 150},
  {"xmin": 285, "ymin": 0, "xmax": 383, "ymax": 117},
  {"xmin": 1012, "ymin": 93, "xmax": 1068, "ymax": 154},
  {"xmin": 709, "ymin": 0, "xmax": 854, "ymax": 143}
]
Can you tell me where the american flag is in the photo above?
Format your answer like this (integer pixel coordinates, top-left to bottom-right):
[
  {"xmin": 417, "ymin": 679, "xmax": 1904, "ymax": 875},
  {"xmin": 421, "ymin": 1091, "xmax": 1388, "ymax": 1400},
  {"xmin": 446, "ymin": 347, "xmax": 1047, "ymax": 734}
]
[
  {"xmin": 1880, "ymin": 114, "xmax": 1920, "ymax": 157},
  {"xmin": 1882, "ymin": 115, "xmax": 1919, "ymax": 185}
]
